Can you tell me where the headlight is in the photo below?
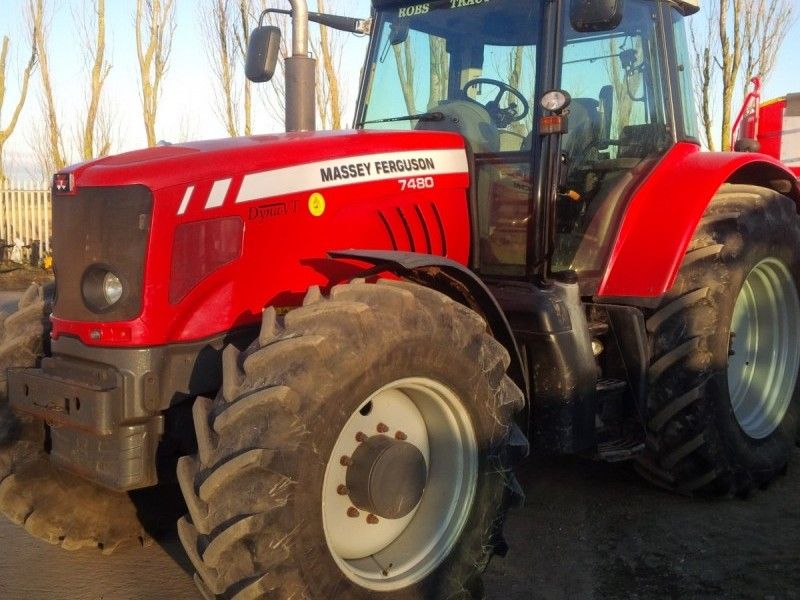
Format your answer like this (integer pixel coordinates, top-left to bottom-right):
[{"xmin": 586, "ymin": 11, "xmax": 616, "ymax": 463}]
[
  {"xmin": 82, "ymin": 266, "xmax": 125, "ymax": 313},
  {"xmin": 540, "ymin": 89, "xmax": 571, "ymax": 114},
  {"xmin": 103, "ymin": 272, "xmax": 123, "ymax": 305}
]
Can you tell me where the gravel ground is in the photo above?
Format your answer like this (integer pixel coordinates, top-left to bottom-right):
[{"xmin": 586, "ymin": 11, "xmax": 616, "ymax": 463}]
[
  {"xmin": 485, "ymin": 450, "xmax": 800, "ymax": 600},
  {"xmin": 0, "ymin": 267, "xmax": 53, "ymax": 292},
  {"xmin": 1, "ymin": 449, "xmax": 798, "ymax": 600}
]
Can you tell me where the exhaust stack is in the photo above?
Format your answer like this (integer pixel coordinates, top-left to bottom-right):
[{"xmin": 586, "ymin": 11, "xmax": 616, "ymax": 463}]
[{"xmin": 286, "ymin": 0, "xmax": 316, "ymax": 132}]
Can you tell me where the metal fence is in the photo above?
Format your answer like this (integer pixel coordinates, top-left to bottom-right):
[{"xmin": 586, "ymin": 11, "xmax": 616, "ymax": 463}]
[{"xmin": 0, "ymin": 180, "xmax": 51, "ymax": 263}]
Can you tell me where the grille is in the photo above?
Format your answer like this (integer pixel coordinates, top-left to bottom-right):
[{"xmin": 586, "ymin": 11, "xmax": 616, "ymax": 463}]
[{"xmin": 52, "ymin": 185, "xmax": 153, "ymax": 322}]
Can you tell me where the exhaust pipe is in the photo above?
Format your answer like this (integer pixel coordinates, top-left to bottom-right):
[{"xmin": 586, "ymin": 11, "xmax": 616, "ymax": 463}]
[{"xmin": 286, "ymin": 0, "xmax": 316, "ymax": 132}]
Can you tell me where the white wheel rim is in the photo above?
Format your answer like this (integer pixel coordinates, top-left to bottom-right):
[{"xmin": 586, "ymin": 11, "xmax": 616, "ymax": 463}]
[
  {"xmin": 728, "ymin": 258, "xmax": 800, "ymax": 439},
  {"xmin": 321, "ymin": 377, "xmax": 478, "ymax": 591}
]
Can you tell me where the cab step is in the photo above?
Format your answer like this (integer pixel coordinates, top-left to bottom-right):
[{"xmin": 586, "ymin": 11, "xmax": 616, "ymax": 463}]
[
  {"xmin": 597, "ymin": 436, "xmax": 645, "ymax": 462},
  {"xmin": 595, "ymin": 378, "xmax": 627, "ymax": 395}
]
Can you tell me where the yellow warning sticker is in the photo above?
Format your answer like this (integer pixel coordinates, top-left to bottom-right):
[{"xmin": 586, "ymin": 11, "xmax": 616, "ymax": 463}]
[{"xmin": 309, "ymin": 192, "xmax": 326, "ymax": 217}]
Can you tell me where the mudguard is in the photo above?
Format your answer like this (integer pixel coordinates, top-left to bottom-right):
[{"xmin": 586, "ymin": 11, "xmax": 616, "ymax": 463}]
[
  {"xmin": 598, "ymin": 142, "xmax": 800, "ymax": 298},
  {"xmin": 329, "ymin": 249, "xmax": 530, "ymax": 401}
]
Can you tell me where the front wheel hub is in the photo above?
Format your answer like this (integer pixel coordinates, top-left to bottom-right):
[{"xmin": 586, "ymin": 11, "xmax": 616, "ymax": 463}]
[
  {"xmin": 346, "ymin": 435, "xmax": 428, "ymax": 520},
  {"xmin": 322, "ymin": 378, "xmax": 478, "ymax": 591}
]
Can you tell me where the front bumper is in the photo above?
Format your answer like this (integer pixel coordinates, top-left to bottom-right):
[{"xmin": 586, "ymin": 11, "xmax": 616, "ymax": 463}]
[
  {"xmin": 10, "ymin": 340, "xmax": 165, "ymax": 491},
  {"xmin": 9, "ymin": 330, "xmax": 249, "ymax": 491}
]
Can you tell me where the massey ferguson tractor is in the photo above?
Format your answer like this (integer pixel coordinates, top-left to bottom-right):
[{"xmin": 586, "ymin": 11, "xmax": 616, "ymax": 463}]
[{"xmin": 2, "ymin": 0, "xmax": 800, "ymax": 598}]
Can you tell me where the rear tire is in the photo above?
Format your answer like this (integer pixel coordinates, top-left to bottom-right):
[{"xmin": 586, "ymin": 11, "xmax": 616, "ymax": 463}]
[
  {"xmin": 0, "ymin": 284, "xmax": 150, "ymax": 552},
  {"xmin": 177, "ymin": 279, "xmax": 524, "ymax": 599},
  {"xmin": 638, "ymin": 185, "xmax": 800, "ymax": 496}
]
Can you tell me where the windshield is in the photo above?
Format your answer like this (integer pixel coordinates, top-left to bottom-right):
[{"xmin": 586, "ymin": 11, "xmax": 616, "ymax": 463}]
[
  {"xmin": 360, "ymin": 1, "xmax": 542, "ymax": 277},
  {"xmin": 361, "ymin": 0, "xmax": 541, "ymax": 153}
]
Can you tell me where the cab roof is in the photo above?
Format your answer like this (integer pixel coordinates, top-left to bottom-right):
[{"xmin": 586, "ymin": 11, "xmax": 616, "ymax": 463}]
[{"xmin": 372, "ymin": 0, "xmax": 700, "ymax": 16}]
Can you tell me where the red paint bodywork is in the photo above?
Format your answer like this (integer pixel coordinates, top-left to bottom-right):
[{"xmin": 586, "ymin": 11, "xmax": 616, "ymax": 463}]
[
  {"xmin": 52, "ymin": 130, "xmax": 471, "ymax": 347},
  {"xmin": 598, "ymin": 142, "xmax": 800, "ymax": 298}
]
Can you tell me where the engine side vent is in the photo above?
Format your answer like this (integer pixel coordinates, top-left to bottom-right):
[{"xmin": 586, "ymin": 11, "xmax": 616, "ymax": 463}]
[{"xmin": 377, "ymin": 204, "xmax": 448, "ymax": 257}]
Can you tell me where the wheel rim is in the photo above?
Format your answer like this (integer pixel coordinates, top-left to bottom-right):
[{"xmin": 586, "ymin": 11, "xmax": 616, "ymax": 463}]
[
  {"xmin": 728, "ymin": 258, "xmax": 800, "ymax": 439},
  {"xmin": 322, "ymin": 377, "xmax": 478, "ymax": 591}
]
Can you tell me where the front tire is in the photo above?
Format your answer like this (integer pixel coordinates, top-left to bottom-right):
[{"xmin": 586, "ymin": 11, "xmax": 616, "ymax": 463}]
[
  {"xmin": 177, "ymin": 279, "xmax": 524, "ymax": 599},
  {"xmin": 638, "ymin": 185, "xmax": 800, "ymax": 496}
]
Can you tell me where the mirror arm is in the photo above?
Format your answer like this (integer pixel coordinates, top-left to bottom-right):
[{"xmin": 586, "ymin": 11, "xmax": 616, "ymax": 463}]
[
  {"xmin": 259, "ymin": 6, "xmax": 371, "ymax": 38},
  {"xmin": 258, "ymin": 1, "xmax": 309, "ymax": 56}
]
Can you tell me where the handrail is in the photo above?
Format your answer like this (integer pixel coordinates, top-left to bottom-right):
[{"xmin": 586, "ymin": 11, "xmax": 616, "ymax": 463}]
[{"xmin": 730, "ymin": 76, "xmax": 762, "ymax": 151}]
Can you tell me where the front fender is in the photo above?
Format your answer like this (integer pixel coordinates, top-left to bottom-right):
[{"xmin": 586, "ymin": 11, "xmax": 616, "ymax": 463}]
[
  {"xmin": 598, "ymin": 142, "xmax": 800, "ymax": 298},
  {"xmin": 329, "ymin": 249, "xmax": 529, "ymax": 401}
]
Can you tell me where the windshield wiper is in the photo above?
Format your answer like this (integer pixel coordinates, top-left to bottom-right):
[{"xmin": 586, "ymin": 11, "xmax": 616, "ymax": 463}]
[{"xmin": 358, "ymin": 111, "xmax": 445, "ymax": 126}]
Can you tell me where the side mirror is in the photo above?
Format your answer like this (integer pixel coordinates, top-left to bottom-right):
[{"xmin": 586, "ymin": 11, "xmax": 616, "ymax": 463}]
[
  {"xmin": 246, "ymin": 25, "xmax": 281, "ymax": 83},
  {"xmin": 569, "ymin": 0, "xmax": 624, "ymax": 33}
]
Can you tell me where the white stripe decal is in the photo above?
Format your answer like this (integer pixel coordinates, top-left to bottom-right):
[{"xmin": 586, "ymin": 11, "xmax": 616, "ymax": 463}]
[
  {"xmin": 178, "ymin": 185, "xmax": 194, "ymax": 215},
  {"xmin": 236, "ymin": 148, "xmax": 468, "ymax": 204},
  {"xmin": 206, "ymin": 178, "xmax": 232, "ymax": 209}
]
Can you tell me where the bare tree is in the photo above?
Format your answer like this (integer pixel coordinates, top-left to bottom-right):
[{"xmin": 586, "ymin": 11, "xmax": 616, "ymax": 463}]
[
  {"xmin": 256, "ymin": 1, "xmax": 290, "ymax": 129},
  {"xmin": 717, "ymin": 0, "xmax": 745, "ymax": 152},
  {"xmin": 691, "ymin": 0, "xmax": 793, "ymax": 150},
  {"xmin": 135, "ymin": 0, "xmax": 176, "ymax": 147},
  {"xmin": 77, "ymin": 0, "xmax": 112, "ymax": 160},
  {"xmin": 504, "ymin": 46, "xmax": 527, "ymax": 137},
  {"xmin": 313, "ymin": 0, "xmax": 344, "ymax": 129},
  {"xmin": 690, "ymin": 7, "xmax": 718, "ymax": 150},
  {"xmin": 0, "ymin": 31, "xmax": 37, "ymax": 181},
  {"xmin": 202, "ymin": 0, "xmax": 239, "ymax": 136},
  {"xmin": 256, "ymin": 0, "xmax": 349, "ymax": 131},
  {"xmin": 742, "ymin": 0, "xmax": 793, "ymax": 93},
  {"xmin": 393, "ymin": 42, "xmax": 416, "ymax": 115},
  {"xmin": 428, "ymin": 37, "xmax": 448, "ymax": 110},
  {"xmin": 202, "ymin": 0, "xmax": 255, "ymax": 137},
  {"xmin": 607, "ymin": 37, "xmax": 642, "ymax": 135},
  {"xmin": 233, "ymin": 0, "xmax": 253, "ymax": 135},
  {"xmin": 31, "ymin": 0, "xmax": 67, "ymax": 175}
]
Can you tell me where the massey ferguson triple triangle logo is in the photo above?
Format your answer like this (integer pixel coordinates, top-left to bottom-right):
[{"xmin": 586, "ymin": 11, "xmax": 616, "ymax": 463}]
[{"xmin": 53, "ymin": 173, "xmax": 73, "ymax": 194}]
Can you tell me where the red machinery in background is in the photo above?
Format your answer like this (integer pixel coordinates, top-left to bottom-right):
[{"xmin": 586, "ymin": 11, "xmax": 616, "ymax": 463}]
[{"xmin": 733, "ymin": 77, "xmax": 800, "ymax": 177}]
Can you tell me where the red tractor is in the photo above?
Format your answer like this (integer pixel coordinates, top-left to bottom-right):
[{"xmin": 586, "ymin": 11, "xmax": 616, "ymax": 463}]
[{"xmin": 2, "ymin": 0, "xmax": 800, "ymax": 598}]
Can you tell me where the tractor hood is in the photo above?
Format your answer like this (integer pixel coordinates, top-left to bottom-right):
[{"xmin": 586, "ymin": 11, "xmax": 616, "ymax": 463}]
[
  {"xmin": 49, "ymin": 127, "xmax": 474, "ymax": 348},
  {"xmin": 62, "ymin": 129, "xmax": 468, "ymax": 192}
]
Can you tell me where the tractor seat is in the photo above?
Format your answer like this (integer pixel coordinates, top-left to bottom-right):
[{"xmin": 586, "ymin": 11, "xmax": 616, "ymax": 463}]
[
  {"xmin": 415, "ymin": 100, "xmax": 500, "ymax": 154},
  {"xmin": 617, "ymin": 123, "xmax": 669, "ymax": 158},
  {"xmin": 562, "ymin": 98, "xmax": 601, "ymax": 162}
]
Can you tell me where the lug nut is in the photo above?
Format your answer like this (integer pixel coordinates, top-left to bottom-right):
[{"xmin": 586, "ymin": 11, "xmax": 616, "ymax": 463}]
[
  {"xmin": 366, "ymin": 514, "xmax": 379, "ymax": 525},
  {"xmin": 377, "ymin": 423, "xmax": 389, "ymax": 433},
  {"xmin": 355, "ymin": 431, "xmax": 368, "ymax": 443},
  {"xmin": 347, "ymin": 507, "xmax": 360, "ymax": 518},
  {"xmin": 337, "ymin": 485, "xmax": 349, "ymax": 496},
  {"xmin": 395, "ymin": 431, "xmax": 408, "ymax": 441},
  {"xmin": 340, "ymin": 455, "xmax": 352, "ymax": 466}
]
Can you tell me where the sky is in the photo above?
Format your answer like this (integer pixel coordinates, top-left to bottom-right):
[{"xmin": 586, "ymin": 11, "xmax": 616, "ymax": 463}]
[
  {"xmin": 0, "ymin": 0, "xmax": 371, "ymax": 180},
  {"xmin": 1, "ymin": 0, "xmax": 799, "ymax": 181}
]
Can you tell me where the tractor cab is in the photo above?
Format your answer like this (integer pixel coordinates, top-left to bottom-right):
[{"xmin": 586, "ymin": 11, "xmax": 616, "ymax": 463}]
[{"xmin": 358, "ymin": 0, "xmax": 699, "ymax": 290}]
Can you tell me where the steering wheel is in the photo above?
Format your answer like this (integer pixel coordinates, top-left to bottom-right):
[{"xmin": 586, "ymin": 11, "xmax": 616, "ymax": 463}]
[{"xmin": 462, "ymin": 78, "xmax": 530, "ymax": 129}]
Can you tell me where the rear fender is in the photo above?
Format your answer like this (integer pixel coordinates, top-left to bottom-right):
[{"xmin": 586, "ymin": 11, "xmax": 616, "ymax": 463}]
[
  {"xmin": 598, "ymin": 142, "xmax": 800, "ymax": 298},
  {"xmin": 329, "ymin": 249, "xmax": 530, "ymax": 401}
]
